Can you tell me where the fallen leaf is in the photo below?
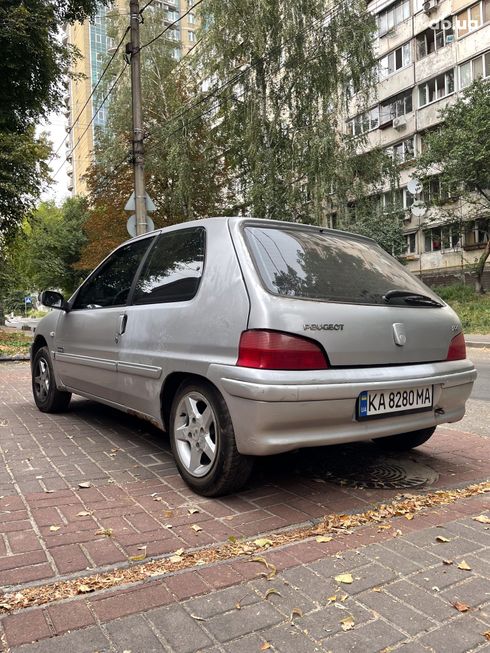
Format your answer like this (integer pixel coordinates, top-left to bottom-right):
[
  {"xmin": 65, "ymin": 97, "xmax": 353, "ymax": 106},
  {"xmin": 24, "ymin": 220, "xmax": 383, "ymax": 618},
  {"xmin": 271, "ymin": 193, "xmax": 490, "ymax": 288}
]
[
  {"xmin": 77, "ymin": 584, "xmax": 92, "ymax": 594},
  {"xmin": 165, "ymin": 524, "xmax": 173, "ymax": 529},
  {"xmin": 326, "ymin": 595, "xmax": 337, "ymax": 604},
  {"xmin": 76, "ymin": 511, "xmax": 92, "ymax": 517},
  {"xmin": 457, "ymin": 560, "xmax": 472, "ymax": 571},
  {"xmin": 44, "ymin": 490, "xmax": 54, "ymax": 494},
  {"xmin": 260, "ymin": 643, "xmax": 271, "ymax": 651},
  {"xmin": 443, "ymin": 559, "xmax": 453, "ymax": 565},
  {"xmin": 188, "ymin": 507, "xmax": 200, "ymax": 515},
  {"xmin": 254, "ymin": 538, "xmax": 273, "ymax": 548},
  {"xmin": 129, "ymin": 553, "xmax": 146, "ymax": 562},
  {"xmin": 372, "ymin": 587, "xmax": 382, "ymax": 593},
  {"xmin": 153, "ymin": 496, "xmax": 162, "ymax": 502},
  {"xmin": 436, "ymin": 536, "xmax": 451, "ymax": 543},
  {"xmin": 174, "ymin": 548, "xmax": 184, "ymax": 556},
  {"xmin": 0, "ymin": 603, "xmax": 11, "ymax": 610},
  {"xmin": 266, "ymin": 563, "xmax": 277, "ymax": 581},
  {"xmin": 473, "ymin": 515, "xmax": 490, "ymax": 524},
  {"xmin": 169, "ymin": 555, "xmax": 183, "ymax": 564},
  {"xmin": 265, "ymin": 588, "xmax": 281, "ymax": 599},
  {"xmin": 316, "ymin": 536, "xmax": 333, "ymax": 543},
  {"xmin": 191, "ymin": 524, "xmax": 203, "ymax": 533},
  {"xmin": 95, "ymin": 528, "xmax": 113, "ymax": 537},
  {"xmin": 190, "ymin": 614, "xmax": 205, "ymax": 621},
  {"xmin": 404, "ymin": 514, "xmax": 414, "ymax": 520},
  {"xmin": 163, "ymin": 510, "xmax": 174, "ymax": 518},
  {"xmin": 251, "ymin": 556, "xmax": 269, "ymax": 567},
  {"xmin": 78, "ymin": 482, "xmax": 91, "ymax": 489},
  {"xmin": 228, "ymin": 535, "xmax": 238, "ymax": 543},
  {"xmin": 235, "ymin": 602, "xmax": 241, "ymax": 610},
  {"xmin": 483, "ymin": 631, "xmax": 490, "ymax": 641},
  {"xmin": 453, "ymin": 601, "xmax": 470, "ymax": 612},
  {"xmin": 340, "ymin": 615, "xmax": 355, "ymax": 631},
  {"xmin": 335, "ymin": 573, "xmax": 353, "ymax": 585},
  {"xmin": 49, "ymin": 525, "xmax": 60, "ymax": 532},
  {"xmin": 291, "ymin": 608, "xmax": 303, "ymax": 619}
]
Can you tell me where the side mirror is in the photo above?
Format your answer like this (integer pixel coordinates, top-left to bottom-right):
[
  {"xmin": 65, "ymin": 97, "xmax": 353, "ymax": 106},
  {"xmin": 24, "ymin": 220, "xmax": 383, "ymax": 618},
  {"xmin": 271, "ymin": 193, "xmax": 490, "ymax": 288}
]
[{"xmin": 39, "ymin": 291, "xmax": 70, "ymax": 312}]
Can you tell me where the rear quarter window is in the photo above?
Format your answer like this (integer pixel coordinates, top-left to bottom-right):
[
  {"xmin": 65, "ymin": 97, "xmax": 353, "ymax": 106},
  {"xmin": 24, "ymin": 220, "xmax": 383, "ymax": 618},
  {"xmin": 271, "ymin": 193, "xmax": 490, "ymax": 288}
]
[{"xmin": 244, "ymin": 226, "xmax": 440, "ymax": 306}]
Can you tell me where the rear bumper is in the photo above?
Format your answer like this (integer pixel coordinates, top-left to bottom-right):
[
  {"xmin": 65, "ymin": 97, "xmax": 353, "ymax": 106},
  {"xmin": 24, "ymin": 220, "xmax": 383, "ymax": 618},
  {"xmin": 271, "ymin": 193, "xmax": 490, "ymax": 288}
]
[{"xmin": 207, "ymin": 360, "xmax": 477, "ymax": 455}]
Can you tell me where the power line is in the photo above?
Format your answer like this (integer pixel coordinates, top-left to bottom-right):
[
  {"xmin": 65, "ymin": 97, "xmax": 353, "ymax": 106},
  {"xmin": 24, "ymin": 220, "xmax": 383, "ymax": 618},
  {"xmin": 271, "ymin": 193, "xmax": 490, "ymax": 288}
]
[
  {"xmin": 139, "ymin": 0, "xmax": 205, "ymax": 50},
  {"xmin": 50, "ymin": 25, "xmax": 130, "ymax": 163},
  {"xmin": 52, "ymin": 65, "xmax": 129, "ymax": 180}
]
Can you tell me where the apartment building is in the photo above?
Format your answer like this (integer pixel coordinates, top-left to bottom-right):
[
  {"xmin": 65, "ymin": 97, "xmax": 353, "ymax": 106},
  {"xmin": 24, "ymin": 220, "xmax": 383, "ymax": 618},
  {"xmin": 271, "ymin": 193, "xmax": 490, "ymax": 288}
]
[
  {"xmin": 347, "ymin": 0, "xmax": 490, "ymax": 283},
  {"xmin": 64, "ymin": 0, "xmax": 199, "ymax": 196}
]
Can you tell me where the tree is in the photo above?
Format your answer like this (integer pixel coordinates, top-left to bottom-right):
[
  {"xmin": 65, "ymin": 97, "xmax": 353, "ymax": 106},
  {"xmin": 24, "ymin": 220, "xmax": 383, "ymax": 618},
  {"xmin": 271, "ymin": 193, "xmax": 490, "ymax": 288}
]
[
  {"xmin": 80, "ymin": 13, "xmax": 227, "ymax": 267},
  {"xmin": 1, "ymin": 198, "xmax": 89, "ymax": 308},
  {"xmin": 197, "ymin": 0, "xmax": 394, "ymax": 229},
  {"xmin": 417, "ymin": 79, "xmax": 490, "ymax": 293},
  {"xmin": 0, "ymin": 0, "xmax": 106, "ymax": 239}
]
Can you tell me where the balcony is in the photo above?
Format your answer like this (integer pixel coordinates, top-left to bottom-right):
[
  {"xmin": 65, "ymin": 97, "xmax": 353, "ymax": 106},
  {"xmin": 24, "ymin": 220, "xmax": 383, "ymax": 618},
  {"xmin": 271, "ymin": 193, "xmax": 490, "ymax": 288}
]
[
  {"xmin": 378, "ymin": 66, "xmax": 415, "ymax": 103},
  {"xmin": 415, "ymin": 45, "xmax": 457, "ymax": 84},
  {"xmin": 416, "ymin": 93, "xmax": 456, "ymax": 130}
]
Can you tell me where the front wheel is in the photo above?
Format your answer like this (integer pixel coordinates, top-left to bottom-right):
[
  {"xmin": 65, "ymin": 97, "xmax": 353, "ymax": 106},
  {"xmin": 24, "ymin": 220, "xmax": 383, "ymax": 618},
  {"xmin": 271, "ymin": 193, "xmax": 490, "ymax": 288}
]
[
  {"xmin": 32, "ymin": 347, "xmax": 71, "ymax": 413},
  {"xmin": 169, "ymin": 380, "xmax": 254, "ymax": 496},
  {"xmin": 372, "ymin": 426, "xmax": 437, "ymax": 452}
]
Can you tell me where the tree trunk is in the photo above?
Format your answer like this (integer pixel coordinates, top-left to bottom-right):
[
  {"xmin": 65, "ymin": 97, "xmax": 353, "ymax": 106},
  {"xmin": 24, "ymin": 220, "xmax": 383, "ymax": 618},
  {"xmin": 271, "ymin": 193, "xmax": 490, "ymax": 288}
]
[
  {"xmin": 474, "ymin": 239, "xmax": 490, "ymax": 294},
  {"xmin": 0, "ymin": 301, "xmax": 4, "ymax": 326}
]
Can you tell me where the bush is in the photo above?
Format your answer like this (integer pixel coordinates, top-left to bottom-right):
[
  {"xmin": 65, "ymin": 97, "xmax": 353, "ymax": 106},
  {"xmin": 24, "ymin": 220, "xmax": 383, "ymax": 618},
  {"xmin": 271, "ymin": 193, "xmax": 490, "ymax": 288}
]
[
  {"xmin": 433, "ymin": 284, "xmax": 476, "ymax": 303},
  {"xmin": 433, "ymin": 284, "xmax": 490, "ymax": 334}
]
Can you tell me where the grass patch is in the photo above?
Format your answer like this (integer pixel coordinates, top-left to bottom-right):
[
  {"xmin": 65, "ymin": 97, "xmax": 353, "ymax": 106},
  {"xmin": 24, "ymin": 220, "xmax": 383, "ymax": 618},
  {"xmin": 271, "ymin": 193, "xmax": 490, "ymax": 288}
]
[
  {"xmin": 0, "ymin": 330, "xmax": 32, "ymax": 357},
  {"xmin": 433, "ymin": 284, "xmax": 490, "ymax": 334}
]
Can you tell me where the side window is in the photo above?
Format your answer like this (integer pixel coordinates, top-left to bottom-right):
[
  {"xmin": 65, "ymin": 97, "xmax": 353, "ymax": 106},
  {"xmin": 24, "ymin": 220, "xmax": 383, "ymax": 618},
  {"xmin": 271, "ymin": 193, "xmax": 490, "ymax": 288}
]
[
  {"xmin": 73, "ymin": 238, "xmax": 152, "ymax": 309},
  {"xmin": 133, "ymin": 228, "xmax": 205, "ymax": 305}
]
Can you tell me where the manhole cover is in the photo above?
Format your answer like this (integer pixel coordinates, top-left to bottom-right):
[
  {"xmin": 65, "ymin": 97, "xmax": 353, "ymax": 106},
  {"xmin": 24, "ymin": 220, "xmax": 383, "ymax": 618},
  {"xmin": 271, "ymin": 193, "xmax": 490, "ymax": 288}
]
[
  {"xmin": 295, "ymin": 445, "xmax": 440, "ymax": 489},
  {"xmin": 322, "ymin": 456, "xmax": 439, "ymax": 489}
]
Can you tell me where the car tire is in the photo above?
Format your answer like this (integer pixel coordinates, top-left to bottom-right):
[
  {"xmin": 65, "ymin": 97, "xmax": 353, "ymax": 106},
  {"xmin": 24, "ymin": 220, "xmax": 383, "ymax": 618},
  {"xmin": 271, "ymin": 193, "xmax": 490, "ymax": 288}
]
[
  {"xmin": 372, "ymin": 426, "xmax": 437, "ymax": 452},
  {"xmin": 32, "ymin": 346, "xmax": 72, "ymax": 413},
  {"xmin": 169, "ymin": 380, "xmax": 254, "ymax": 497}
]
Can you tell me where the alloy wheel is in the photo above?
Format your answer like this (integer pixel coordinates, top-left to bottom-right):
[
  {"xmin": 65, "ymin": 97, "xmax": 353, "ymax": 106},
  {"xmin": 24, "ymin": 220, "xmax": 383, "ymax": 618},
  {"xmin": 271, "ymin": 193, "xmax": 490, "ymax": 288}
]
[{"xmin": 173, "ymin": 391, "xmax": 218, "ymax": 477}]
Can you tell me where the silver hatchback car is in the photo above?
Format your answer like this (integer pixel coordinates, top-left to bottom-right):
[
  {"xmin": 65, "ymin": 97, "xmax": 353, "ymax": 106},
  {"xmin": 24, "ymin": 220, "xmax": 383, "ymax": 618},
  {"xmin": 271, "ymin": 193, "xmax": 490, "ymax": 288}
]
[{"xmin": 32, "ymin": 217, "xmax": 476, "ymax": 496}]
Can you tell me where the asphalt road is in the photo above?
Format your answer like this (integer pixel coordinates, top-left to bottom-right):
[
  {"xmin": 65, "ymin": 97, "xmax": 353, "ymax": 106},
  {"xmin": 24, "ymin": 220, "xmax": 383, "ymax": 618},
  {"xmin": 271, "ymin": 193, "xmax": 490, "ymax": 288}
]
[{"xmin": 447, "ymin": 347, "xmax": 490, "ymax": 437}]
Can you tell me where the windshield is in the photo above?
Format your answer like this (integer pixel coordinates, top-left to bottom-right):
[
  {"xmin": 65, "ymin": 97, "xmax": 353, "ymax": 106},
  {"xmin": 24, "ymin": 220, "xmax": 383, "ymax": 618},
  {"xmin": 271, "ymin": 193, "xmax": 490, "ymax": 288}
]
[{"xmin": 244, "ymin": 226, "xmax": 442, "ymax": 306}]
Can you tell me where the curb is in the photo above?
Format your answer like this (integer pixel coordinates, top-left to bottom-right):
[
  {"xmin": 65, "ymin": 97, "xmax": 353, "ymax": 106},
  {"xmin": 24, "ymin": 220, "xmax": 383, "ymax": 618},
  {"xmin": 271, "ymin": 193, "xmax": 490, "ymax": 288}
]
[
  {"xmin": 0, "ymin": 355, "xmax": 30, "ymax": 362},
  {"xmin": 466, "ymin": 341, "xmax": 490, "ymax": 350}
]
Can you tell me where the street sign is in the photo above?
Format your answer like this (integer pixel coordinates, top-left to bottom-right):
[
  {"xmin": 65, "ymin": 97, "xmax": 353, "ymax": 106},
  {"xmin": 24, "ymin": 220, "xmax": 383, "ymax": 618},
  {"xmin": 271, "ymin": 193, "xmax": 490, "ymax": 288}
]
[
  {"xmin": 124, "ymin": 191, "xmax": 156, "ymax": 213},
  {"xmin": 407, "ymin": 178, "xmax": 423, "ymax": 196},
  {"xmin": 411, "ymin": 201, "xmax": 427, "ymax": 218},
  {"xmin": 127, "ymin": 215, "xmax": 155, "ymax": 237},
  {"xmin": 24, "ymin": 297, "xmax": 32, "ymax": 304}
]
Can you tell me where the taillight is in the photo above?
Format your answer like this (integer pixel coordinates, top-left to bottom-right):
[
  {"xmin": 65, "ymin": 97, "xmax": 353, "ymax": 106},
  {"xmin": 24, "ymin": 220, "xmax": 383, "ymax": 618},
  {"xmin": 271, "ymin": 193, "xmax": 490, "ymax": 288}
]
[
  {"xmin": 446, "ymin": 332, "xmax": 466, "ymax": 361},
  {"xmin": 237, "ymin": 330, "xmax": 328, "ymax": 370}
]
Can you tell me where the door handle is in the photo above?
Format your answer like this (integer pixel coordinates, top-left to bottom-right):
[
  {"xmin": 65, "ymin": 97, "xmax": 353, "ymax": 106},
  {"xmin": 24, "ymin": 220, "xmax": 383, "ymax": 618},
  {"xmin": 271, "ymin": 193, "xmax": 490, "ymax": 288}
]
[{"xmin": 118, "ymin": 313, "xmax": 128, "ymax": 336}]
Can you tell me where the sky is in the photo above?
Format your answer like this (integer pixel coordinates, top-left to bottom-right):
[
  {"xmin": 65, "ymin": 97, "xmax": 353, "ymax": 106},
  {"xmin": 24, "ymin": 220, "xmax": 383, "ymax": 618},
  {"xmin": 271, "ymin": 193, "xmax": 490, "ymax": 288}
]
[{"xmin": 39, "ymin": 111, "xmax": 70, "ymax": 205}]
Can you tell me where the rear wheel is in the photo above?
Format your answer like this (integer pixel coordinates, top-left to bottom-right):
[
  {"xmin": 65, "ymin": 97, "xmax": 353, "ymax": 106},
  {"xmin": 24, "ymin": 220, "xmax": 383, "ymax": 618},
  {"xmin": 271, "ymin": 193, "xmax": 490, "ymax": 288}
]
[
  {"xmin": 169, "ymin": 380, "xmax": 254, "ymax": 496},
  {"xmin": 372, "ymin": 426, "xmax": 436, "ymax": 452},
  {"xmin": 32, "ymin": 346, "xmax": 71, "ymax": 413}
]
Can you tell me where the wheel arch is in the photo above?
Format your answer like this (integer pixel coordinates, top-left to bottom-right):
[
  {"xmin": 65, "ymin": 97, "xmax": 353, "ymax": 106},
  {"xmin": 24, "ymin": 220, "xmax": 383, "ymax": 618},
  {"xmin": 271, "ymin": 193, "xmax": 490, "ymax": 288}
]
[
  {"xmin": 31, "ymin": 335, "xmax": 48, "ymax": 362},
  {"xmin": 160, "ymin": 372, "xmax": 218, "ymax": 432}
]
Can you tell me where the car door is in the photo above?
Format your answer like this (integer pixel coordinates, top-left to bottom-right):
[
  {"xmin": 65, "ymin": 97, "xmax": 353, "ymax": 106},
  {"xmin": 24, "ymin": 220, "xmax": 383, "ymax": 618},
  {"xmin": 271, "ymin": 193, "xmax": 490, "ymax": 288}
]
[
  {"xmin": 118, "ymin": 227, "xmax": 206, "ymax": 416},
  {"xmin": 54, "ymin": 236, "xmax": 153, "ymax": 402}
]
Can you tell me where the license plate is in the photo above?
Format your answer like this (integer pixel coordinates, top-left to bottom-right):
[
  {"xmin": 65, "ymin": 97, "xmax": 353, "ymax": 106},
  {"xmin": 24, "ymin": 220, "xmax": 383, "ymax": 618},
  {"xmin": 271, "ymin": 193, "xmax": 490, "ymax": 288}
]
[{"xmin": 357, "ymin": 386, "xmax": 433, "ymax": 419}]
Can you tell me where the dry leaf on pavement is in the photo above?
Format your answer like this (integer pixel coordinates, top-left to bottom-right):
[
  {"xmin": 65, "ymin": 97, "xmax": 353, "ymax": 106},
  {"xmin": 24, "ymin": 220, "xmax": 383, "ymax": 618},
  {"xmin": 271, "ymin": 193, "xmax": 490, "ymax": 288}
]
[
  {"xmin": 76, "ymin": 511, "xmax": 92, "ymax": 517},
  {"xmin": 254, "ymin": 538, "xmax": 273, "ymax": 548},
  {"xmin": 435, "ymin": 536, "xmax": 450, "ymax": 543},
  {"xmin": 473, "ymin": 515, "xmax": 490, "ymax": 524},
  {"xmin": 260, "ymin": 643, "xmax": 271, "ymax": 651},
  {"xmin": 191, "ymin": 524, "xmax": 202, "ymax": 533},
  {"xmin": 291, "ymin": 608, "xmax": 303, "ymax": 619},
  {"xmin": 316, "ymin": 536, "xmax": 333, "ymax": 543},
  {"xmin": 95, "ymin": 528, "xmax": 113, "ymax": 537},
  {"xmin": 335, "ymin": 573, "xmax": 353, "ymax": 584},
  {"xmin": 78, "ymin": 482, "xmax": 91, "ymax": 488},
  {"xmin": 453, "ymin": 602, "xmax": 470, "ymax": 612},
  {"xmin": 49, "ymin": 525, "xmax": 60, "ymax": 532},
  {"xmin": 340, "ymin": 615, "xmax": 355, "ymax": 631},
  {"xmin": 265, "ymin": 588, "xmax": 281, "ymax": 599},
  {"xmin": 457, "ymin": 560, "xmax": 472, "ymax": 571}
]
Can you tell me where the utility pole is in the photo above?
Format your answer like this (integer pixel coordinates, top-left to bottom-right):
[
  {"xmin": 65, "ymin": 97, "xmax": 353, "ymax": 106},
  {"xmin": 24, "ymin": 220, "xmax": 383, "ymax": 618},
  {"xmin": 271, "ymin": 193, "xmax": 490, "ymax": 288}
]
[{"xmin": 128, "ymin": 0, "xmax": 148, "ymax": 235}]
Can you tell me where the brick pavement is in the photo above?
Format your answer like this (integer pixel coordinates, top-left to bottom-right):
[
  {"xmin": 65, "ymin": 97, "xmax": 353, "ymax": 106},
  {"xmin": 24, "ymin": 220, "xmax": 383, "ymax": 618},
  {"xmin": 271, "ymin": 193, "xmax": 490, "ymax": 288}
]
[{"xmin": 0, "ymin": 362, "xmax": 489, "ymax": 652}]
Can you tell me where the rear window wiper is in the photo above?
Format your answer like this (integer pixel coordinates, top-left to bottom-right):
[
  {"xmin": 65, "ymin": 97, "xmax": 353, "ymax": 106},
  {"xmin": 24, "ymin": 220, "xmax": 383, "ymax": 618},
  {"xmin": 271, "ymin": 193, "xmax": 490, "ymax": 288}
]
[{"xmin": 383, "ymin": 289, "xmax": 443, "ymax": 307}]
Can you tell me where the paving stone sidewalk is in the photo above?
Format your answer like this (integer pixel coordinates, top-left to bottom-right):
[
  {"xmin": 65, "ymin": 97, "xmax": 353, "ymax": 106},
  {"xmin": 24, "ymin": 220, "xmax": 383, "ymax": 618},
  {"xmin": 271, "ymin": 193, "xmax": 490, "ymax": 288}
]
[{"xmin": 1, "ymin": 499, "xmax": 489, "ymax": 653}]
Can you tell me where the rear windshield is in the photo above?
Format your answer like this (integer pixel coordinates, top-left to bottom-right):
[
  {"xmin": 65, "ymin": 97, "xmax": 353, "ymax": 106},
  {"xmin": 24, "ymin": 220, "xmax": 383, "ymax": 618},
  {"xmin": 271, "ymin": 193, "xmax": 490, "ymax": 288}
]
[{"xmin": 244, "ymin": 226, "xmax": 440, "ymax": 306}]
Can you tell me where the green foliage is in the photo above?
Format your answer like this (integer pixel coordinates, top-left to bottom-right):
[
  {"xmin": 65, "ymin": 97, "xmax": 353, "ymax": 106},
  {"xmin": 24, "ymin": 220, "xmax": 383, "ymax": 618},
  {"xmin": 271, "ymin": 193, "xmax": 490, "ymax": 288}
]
[
  {"xmin": 198, "ymin": 0, "xmax": 386, "ymax": 224},
  {"xmin": 434, "ymin": 284, "xmax": 490, "ymax": 333},
  {"xmin": 417, "ymin": 80, "xmax": 490, "ymax": 292},
  {"xmin": 1, "ymin": 197, "xmax": 89, "ymax": 300},
  {"xmin": 0, "ymin": 0, "xmax": 106, "ymax": 239}
]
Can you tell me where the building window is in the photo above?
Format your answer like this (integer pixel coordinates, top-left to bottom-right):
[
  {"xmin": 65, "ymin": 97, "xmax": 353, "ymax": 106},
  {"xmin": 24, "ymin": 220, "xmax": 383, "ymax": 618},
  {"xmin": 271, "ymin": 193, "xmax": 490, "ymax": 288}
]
[
  {"xmin": 188, "ymin": 12, "xmax": 195, "ymax": 23},
  {"xmin": 382, "ymin": 188, "xmax": 413, "ymax": 213},
  {"xmin": 188, "ymin": 30, "xmax": 195, "ymax": 42},
  {"xmin": 466, "ymin": 218, "xmax": 490, "ymax": 245},
  {"xmin": 424, "ymin": 227, "xmax": 441, "ymax": 252},
  {"xmin": 418, "ymin": 70, "xmax": 454, "ymax": 107},
  {"xmin": 456, "ymin": 0, "xmax": 490, "ymax": 37},
  {"xmin": 379, "ymin": 89, "xmax": 413, "ymax": 126},
  {"xmin": 416, "ymin": 20, "xmax": 454, "ymax": 60},
  {"xmin": 459, "ymin": 51, "xmax": 490, "ymax": 88},
  {"xmin": 405, "ymin": 233, "xmax": 417, "ymax": 254},
  {"xmin": 386, "ymin": 137, "xmax": 415, "ymax": 163},
  {"xmin": 379, "ymin": 42, "xmax": 411, "ymax": 79},
  {"xmin": 347, "ymin": 107, "xmax": 379, "ymax": 136},
  {"xmin": 377, "ymin": 0, "xmax": 410, "ymax": 37}
]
